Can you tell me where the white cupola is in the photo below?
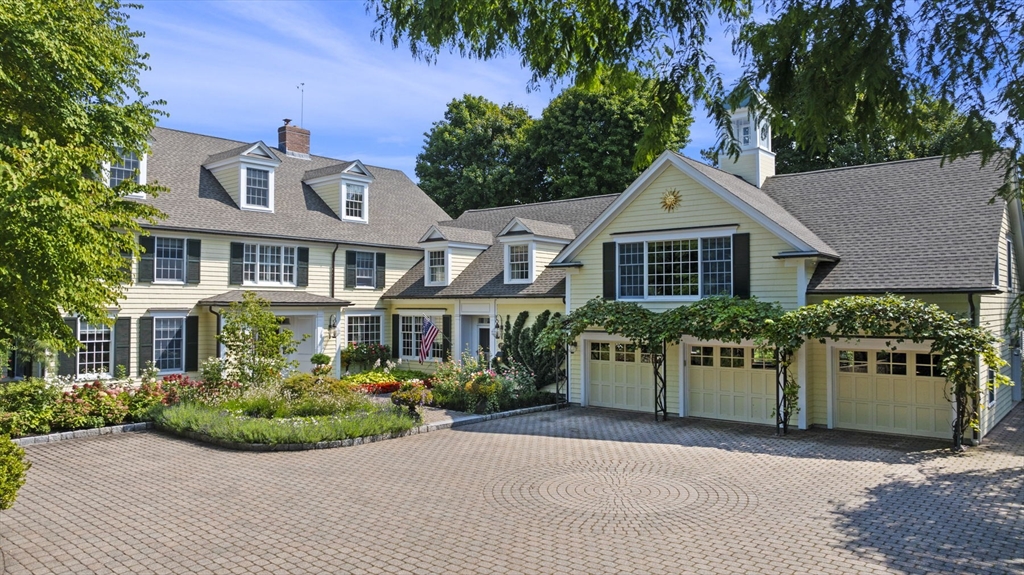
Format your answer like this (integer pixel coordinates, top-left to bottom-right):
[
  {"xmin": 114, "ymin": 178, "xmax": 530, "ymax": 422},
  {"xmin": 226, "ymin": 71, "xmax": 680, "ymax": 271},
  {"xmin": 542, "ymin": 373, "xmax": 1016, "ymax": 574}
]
[{"xmin": 722, "ymin": 99, "xmax": 775, "ymax": 188}]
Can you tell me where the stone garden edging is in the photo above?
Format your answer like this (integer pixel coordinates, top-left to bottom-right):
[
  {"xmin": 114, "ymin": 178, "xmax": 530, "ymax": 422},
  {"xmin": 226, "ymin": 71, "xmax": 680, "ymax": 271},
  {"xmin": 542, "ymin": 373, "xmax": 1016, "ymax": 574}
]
[
  {"xmin": 12, "ymin": 422, "xmax": 154, "ymax": 447},
  {"xmin": 155, "ymin": 402, "xmax": 565, "ymax": 452}
]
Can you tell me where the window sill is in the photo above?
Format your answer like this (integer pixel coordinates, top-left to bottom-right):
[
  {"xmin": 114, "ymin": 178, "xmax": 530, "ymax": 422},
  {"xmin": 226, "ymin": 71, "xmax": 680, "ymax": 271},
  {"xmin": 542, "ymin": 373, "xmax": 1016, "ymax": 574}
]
[
  {"xmin": 399, "ymin": 356, "xmax": 440, "ymax": 363},
  {"xmin": 157, "ymin": 369, "xmax": 185, "ymax": 376},
  {"xmin": 242, "ymin": 282, "xmax": 298, "ymax": 288},
  {"xmin": 240, "ymin": 205, "xmax": 274, "ymax": 213},
  {"xmin": 153, "ymin": 279, "xmax": 186, "ymax": 286},
  {"xmin": 341, "ymin": 217, "xmax": 369, "ymax": 225},
  {"xmin": 505, "ymin": 279, "xmax": 533, "ymax": 285},
  {"xmin": 354, "ymin": 285, "xmax": 377, "ymax": 290}
]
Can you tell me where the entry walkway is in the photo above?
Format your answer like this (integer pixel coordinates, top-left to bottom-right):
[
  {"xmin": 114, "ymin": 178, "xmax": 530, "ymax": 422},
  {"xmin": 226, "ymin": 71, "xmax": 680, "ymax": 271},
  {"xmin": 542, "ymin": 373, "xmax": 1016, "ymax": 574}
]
[{"xmin": 3, "ymin": 403, "xmax": 1021, "ymax": 574}]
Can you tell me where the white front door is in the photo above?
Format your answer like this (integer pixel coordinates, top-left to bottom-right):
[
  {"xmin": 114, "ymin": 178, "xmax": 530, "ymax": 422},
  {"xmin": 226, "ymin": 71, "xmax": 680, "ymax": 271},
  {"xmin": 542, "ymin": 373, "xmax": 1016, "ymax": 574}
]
[{"xmin": 285, "ymin": 315, "xmax": 317, "ymax": 373}]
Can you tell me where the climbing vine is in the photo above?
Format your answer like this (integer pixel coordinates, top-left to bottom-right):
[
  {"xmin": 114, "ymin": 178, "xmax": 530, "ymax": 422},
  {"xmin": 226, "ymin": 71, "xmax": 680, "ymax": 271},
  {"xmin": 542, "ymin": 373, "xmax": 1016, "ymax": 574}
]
[{"xmin": 539, "ymin": 294, "xmax": 1010, "ymax": 450}]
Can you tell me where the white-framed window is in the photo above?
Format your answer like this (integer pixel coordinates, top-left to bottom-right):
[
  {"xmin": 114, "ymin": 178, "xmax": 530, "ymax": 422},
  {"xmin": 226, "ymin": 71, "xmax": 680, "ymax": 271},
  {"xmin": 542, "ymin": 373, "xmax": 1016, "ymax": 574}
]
[
  {"xmin": 78, "ymin": 322, "xmax": 112, "ymax": 378},
  {"xmin": 426, "ymin": 250, "xmax": 447, "ymax": 285},
  {"xmin": 346, "ymin": 314, "xmax": 382, "ymax": 345},
  {"xmin": 154, "ymin": 317, "xmax": 185, "ymax": 373},
  {"xmin": 617, "ymin": 236, "xmax": 732, "ymax": 300},
  {"xmin": 400, "ymin": 315, "xmax": 442, "ymax": 360},
  {"xmin": 155, "ymin": 237, "xmax": 185, "ymax": 283},
  {"xmin": 355, "ymin": 251, "xmax": 376, "ymax": 288},
  {"xmin": 245, "ymin": 167, "xmax": 271, "ymax": 209},
  {"xmin": 110, "ymin": 148, "xmax": 140, "ymax": 188},
  {"xmin": 243, "ymin": 243, "xmax": 297, "ymax": 286},
  {"xmin": 343, "ymin": 182, "xmax": 367, "ymax": 222},
  {"xmin": 506, "ymin": 243, "xmax": 531, "ymax": 283}
]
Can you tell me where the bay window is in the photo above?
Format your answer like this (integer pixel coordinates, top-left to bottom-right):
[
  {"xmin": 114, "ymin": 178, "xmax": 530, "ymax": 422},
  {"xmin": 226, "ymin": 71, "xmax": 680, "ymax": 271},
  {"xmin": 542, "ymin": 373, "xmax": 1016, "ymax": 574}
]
[{"xmin": 617, "ymin": 236, "xmax": 732, "ymax": 299}]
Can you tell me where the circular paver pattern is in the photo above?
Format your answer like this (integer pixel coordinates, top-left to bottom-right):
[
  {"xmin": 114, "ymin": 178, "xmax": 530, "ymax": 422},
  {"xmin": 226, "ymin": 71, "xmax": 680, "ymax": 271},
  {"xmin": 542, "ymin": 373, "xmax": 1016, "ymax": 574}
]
[{"xmin": 487, "ymin": 460, "xmax": 759, "ymax": 535}]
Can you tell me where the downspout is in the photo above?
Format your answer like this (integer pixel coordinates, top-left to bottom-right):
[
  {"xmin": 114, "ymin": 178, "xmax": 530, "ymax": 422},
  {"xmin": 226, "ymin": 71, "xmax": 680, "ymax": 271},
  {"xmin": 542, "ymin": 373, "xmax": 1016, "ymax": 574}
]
[
  {"xmin": 208, "ymin": 306, "xmax": 223, "ymax": 359},
  {"xmin": 329, "ymin": 243, "xmax": 340, "ymax": 298}
]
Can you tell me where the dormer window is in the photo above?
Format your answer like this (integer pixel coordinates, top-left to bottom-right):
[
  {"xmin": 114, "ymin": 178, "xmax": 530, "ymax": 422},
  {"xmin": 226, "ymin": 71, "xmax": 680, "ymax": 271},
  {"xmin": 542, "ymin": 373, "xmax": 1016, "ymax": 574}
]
[
  {"xmin": 245, "ymin": 167, "xmax": 271, "ymax": 209},
  {"xmin": 506, "ymin": 244, "xmax": 531, "ymax": 283},
  {"xmin": 344, "ymin": 182, "xmax": 366, "ymax": 221},
  {"xmin": 106, "ymin": 147, "xmax": 147, "ymax": 198},
  {"xmin": 427, "ymin": 250, "xmax": 447, "ymax": 285}
]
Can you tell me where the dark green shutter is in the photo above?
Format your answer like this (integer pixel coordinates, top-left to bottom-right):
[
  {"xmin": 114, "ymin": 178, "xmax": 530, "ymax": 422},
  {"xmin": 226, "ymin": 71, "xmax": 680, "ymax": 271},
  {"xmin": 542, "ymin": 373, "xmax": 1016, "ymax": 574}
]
[
  {"xmin": 297, "ymin": 247, "xmax": 309, "ymax": 287},
  {"xmin": 345, "ymin": 251, "xmax": 356, "ymax": 288},
  {"xmin": 602, "ymin": 242, "xmax": 617, "ymax": 300},
  {"xmin": 375, "ymin": 252, "xmax": 386, "ymax": 290},
  {"xmin": 138, "ymin": 236, "xmax": 155, "ymax": 283},
  {"xmin": 137, "ymin": 316, "xmax": 154, "ymax": 375},
  {"xmin": 186, "ymin": 239, "xmax": 201, "ymax": 284},
  {"xmin": 732, "ymin": 233, "xmax": 750, "ymax": 299},
  {"xmin": 58, "ymin": 317, "xmax": 79, "ymax": 376},
  {"xmin": 391, "ymin": 314, "xmax": 401, "ymax": 359},
  {"xmin": 185, "ymin": 316, "xmax": 199, "ymax": 371},
  {"xmin": 442, "ymin": 315, "xmax": 452, "ymax": 360},
  {"xmin": 229, "ymin": 242, "xmax": 244, "ymax": 285},
  {"xmin": 114, "ymin": 316, "xmax": 131, "ymax": 375},
  {"xmin": 120, "ymin": 250, "xmax": 133, "ymax": 281}
]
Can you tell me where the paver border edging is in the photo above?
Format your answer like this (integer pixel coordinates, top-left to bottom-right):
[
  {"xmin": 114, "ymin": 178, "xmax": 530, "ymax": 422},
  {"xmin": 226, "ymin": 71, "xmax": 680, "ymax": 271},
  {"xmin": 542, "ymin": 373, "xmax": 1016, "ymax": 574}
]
[
  {"xmin": 153, "ymin": 402, "xmax": 565, "ymax": 452},
  {"xmin": 11, "ymin": 422, "xmax": 154, "ymax": 447}
]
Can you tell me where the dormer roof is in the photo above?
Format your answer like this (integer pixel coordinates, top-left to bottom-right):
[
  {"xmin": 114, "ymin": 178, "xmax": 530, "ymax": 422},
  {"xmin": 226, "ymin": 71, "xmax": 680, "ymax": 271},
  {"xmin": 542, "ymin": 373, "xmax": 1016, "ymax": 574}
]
[
  {"xmin": 203, "ymin": 141, "xmax": 281, "ymax": 167},
  {"xmin": 303, "ymin": 159, "xmax": 375, "ymax": 183},
  {"xmin": 419, "ymin": 225, "xmax": 493, "ymax": 247},
  {"xmin": 498, "ymin": 217, "xmax": 577, "ymax": 242}
]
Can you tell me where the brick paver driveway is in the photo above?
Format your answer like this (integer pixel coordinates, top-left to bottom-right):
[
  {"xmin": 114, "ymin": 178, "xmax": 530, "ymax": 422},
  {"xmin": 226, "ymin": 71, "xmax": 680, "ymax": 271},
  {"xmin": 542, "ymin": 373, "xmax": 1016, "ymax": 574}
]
[{"xmin": 3, "ymin": 404, "xmax": 1022, "ymax": 575}]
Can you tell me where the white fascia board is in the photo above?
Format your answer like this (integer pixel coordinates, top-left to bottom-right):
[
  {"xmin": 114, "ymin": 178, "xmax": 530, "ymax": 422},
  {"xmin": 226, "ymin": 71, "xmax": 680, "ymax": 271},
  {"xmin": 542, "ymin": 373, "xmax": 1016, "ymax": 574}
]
[
  {"xmin": 498, "ymin": 217, "xmax": 530, "ymax": 237},
  {"xmin": 418, "ymin": 225, "xmax": 447, "ymax": 244},
  {"xmin": 343, "ymin": 160, "xmax": 376, "ymax": 181},
  {"xmin": 242, "ymin": 142, "xmax": 283, "ymax": 165},
  {"xmin": 497, "ymin": 233, "xmax": 570, "ymax": 245},
  {"xmin": 204, "ymin": 154, "xmax": 280, "ymax": 172}
]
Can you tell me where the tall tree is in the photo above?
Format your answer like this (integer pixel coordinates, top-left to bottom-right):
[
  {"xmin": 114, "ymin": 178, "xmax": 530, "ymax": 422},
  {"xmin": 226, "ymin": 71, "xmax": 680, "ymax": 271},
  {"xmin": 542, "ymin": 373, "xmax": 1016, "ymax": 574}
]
[
  {"xmin": 372, "ymin": 0, "xmax": 1021, "ymax": 199},
  {"xmin": 0, "ymin": 0, "xmax": 164, "ymax": 356},
  {"xmin": 518, "ymin": 78, "xmax": 691, "ymax": 202},
  {"xmin": 415, "ymin": 95, "xmax": 532, "ymax": 217}
]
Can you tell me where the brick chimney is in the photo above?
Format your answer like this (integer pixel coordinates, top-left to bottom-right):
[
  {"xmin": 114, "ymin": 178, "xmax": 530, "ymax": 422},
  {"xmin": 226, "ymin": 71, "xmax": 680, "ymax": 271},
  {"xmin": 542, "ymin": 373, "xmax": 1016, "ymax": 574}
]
[{"xmin": 277, "ymin": 119, "xmax": 310, "ymax": 159}]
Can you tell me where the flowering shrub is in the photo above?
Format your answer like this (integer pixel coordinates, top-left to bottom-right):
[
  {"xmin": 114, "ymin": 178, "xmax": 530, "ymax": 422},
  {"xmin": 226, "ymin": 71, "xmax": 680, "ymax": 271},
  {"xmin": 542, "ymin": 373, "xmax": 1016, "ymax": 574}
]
[
  {"xmin": 161, "ymin": 373, "xmax": 240, "ymax": 405},
  {"xmin": 50, "ymin": 381, "xmax": 128, "ymax": 430},
  {"xmin": 310, "ymin": 353, "xmax": 333, "ymax": 377},
  {"xmin": 390, "ymin": 381, "xmax": 432, "ymax": 419},
  {"xmin": 430, "ymin": 354, "xmax": 548, "ymax": 414},
  {"xmin": 340, "ymin": 367, "xmax": 430, "ymax": 394},
  {"xmin": 339, "ymin": 342, "xmax": 391, "ymax": 370}
]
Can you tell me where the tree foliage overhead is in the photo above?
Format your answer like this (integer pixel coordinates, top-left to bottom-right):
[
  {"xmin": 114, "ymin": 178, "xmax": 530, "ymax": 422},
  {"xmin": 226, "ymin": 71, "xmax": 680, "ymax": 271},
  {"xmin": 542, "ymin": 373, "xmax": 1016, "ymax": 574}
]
[
  {"xmin": 372, "ymin": 0, "xmax": 1022, "ymax": 198},
  {"xmin": 0, "ymin": 0, "xmax": 165, "ymax": 355},
  {"xmin": 417, "ymin": 76, "xmax": 690, "ymax": 216},
  {"xmin": 415, "ymin": 94, "xmax": 532, "ymax": 217}
]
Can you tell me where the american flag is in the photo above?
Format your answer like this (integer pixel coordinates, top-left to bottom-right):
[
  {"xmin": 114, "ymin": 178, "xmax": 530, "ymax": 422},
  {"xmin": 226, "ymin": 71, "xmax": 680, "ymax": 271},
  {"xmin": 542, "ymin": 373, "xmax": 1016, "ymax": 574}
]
[{"xmin": 419, "ymin": 318, "xmax": 440, "ymax": 363}]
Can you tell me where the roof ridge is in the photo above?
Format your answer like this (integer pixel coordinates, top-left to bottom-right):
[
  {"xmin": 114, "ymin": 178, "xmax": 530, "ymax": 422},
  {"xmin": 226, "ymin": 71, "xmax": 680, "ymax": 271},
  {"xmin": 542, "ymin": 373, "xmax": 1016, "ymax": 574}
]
[
  {"xmin": 459, "ymin": 193, "xmax": 620, "ymax": 216},
  {"xmin": 766, "ymin": 153, "xmax": 984, "ymax": 179}
]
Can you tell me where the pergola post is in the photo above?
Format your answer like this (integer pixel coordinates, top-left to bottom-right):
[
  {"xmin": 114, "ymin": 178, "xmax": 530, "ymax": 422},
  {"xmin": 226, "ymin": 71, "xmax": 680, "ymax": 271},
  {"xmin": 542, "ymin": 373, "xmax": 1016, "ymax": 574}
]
[
  {"xmin": 653, "ymin": 341, "xmax": 668, "ymax": 422},
  {"xmin": 775, "ymin": 348, "xmax": 789, "ymax": 435}
]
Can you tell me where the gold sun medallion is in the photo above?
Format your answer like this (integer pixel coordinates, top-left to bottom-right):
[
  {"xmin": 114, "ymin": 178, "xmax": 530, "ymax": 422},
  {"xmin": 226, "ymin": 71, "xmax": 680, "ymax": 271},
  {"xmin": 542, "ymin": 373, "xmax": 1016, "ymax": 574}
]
[{"xmin": 660, "ymin": 189, "xmax": 682, "ymax": 212}]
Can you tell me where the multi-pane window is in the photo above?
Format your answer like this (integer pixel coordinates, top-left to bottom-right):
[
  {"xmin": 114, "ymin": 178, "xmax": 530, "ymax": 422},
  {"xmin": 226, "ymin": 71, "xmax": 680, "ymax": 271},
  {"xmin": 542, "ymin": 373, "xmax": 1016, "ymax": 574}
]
[
  {"xmin": 245, "ymin": 168, "xmax": 270, "ymax": 208},
  {"xmin": 915, "ymin": 353, "xmax": 944, "ymax": 377},
  {"xmin": 155, "ymin": 237, "xmax": 185, "ymax": 282},
  {"xmin": 838, "ymin": 350, "xmax": 868, "ymax": 373},
  {"xmin": 346, "ymin": 315, "xmax": 382, "ymax": 345},
  {"xmin": 428, "ymin": 250, "xmax": 446, "ymax": 284},
  {"xmin": 618, "ymin": 242, "xmax": 645, "ymax": 298},
  {"xmin": 590, "ymin": 342, "xmax": 610, "ymax": 361},
  {"xmin": 508, "ymin": 244, "xmax": 530, "ymax": 281},
  {"xmin": 109, "ymin": 148, "xmax": 140, "ymax": 188},
  {"xmin": 875, "ymin": 351, "xmax": 907, "ymax": 375},
  {"xmin": 355, "ymin": 251, "xmax": 376, "ymax": 288},
  {"xmin": 690, "ymin": 346, "xmax": 714, "ymax": 367},
  {"xmin": 614, "ymin": 343, "xmax": 636, "ymax": 362},
  {"xmin": 400, "ymin": 315, "xmax": 442, "ymax": 359},
  {"xmin": 618, "ymin": 237, "xmax": 732, "ymax": 299},
  {"xmin": 154, "ymin": 318, "xmax": 184, "ymax": 372},
  {"xmin": 752, "ymin": 348, "xmax": 777, "ymax": 370},
  {"xmin": 720, "ymin": 347, "xmax": 745, "ymax": 368},
  {"xmin": 345, "ymin": 183, "xmax": 365, "ymax": 219},
  {"xmin": 244, "ymin": 243, "xmax": 296, "ymax": 285},
  {"xmin": 78, "ymin": 322, "xmax": 112, "ymax": 376}
]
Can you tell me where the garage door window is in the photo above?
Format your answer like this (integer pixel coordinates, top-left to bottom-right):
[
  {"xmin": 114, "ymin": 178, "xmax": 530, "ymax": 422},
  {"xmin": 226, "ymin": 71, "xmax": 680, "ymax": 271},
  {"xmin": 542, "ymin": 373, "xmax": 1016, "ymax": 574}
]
[
  {"xmin": 839, "ymin": 350, "xmax": 868, "ymax": 373},
  {"xmin": 614, "ymin": 344, "xmax": 636, "ymax": 362},
  {"xmin": 690, "ymin": 346, "xmax": 714, "ymax": 366},
  {"xmin": 590, "ymin": 342, "xmax": 610, "ymax": 360},
  {"xmin": 752, "ymin": 348, "xmax": 777, "ymax": 369},
  {"xmin": 915, "ymin": 353, "xmax": 944, "ymax": 377},
  {"xmin": 720, "ymin": 347, "xmax": 745, "ymax": 368},
  {"xmin": 875, "ymin": 351, "xmax": 907, "ymax": 375}
]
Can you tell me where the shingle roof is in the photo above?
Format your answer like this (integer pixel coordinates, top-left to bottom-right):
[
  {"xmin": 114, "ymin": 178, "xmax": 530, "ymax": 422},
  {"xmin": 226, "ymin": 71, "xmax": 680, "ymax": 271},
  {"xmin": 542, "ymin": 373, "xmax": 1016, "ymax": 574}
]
[
  {"xmin": 203, "ymin": 142, "xmax": 279, "ymax": 165},
  {"xmin": 422, "ymin": 225, "xmax": 494, "ymax": 246},
  {"xmin": 673, "ymin": 153, "xmax": 838, "ymax": 258},
  {"xmin": 761, "ymin": 154, "xmax": 1008, "ymax": 293},
  {"xmin": 502, "ymin": 218, "xmax": 577, "ymax": 241},
  {"xmin": 136, "ymin": 127, "xmax": 449, "ymax": 249},
  {"xmin": 198, "ymin": 290, "xmax": 352, "ymax": 307},
  {"xmin": 385, "ymin": 195, "xmax": 618, "ymax": 299},
  {"xmin": 302, "ymin": 161, "xmax": 357, "ymax": 181}
]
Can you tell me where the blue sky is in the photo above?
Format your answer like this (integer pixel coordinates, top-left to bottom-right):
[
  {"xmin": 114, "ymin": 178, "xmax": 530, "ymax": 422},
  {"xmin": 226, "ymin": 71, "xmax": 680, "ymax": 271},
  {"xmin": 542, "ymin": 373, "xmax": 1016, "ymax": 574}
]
[{"xmin": 133, "ymin": 1, "xmax": 739, "ymax": 180}]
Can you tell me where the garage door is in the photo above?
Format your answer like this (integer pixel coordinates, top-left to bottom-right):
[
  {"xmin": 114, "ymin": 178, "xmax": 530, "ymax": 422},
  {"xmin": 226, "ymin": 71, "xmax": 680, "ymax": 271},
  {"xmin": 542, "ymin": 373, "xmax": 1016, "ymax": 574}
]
[
  {"xmin": 835, "ymin": 349, "xmax": 953, "ymax": 439},
  {"xmin": 587, "ymin": 342, "xmax": 655, "ymax": 411},
  {"xmin": 688, "ymin": 345, "xmax": 775, "ymax": 425}
]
